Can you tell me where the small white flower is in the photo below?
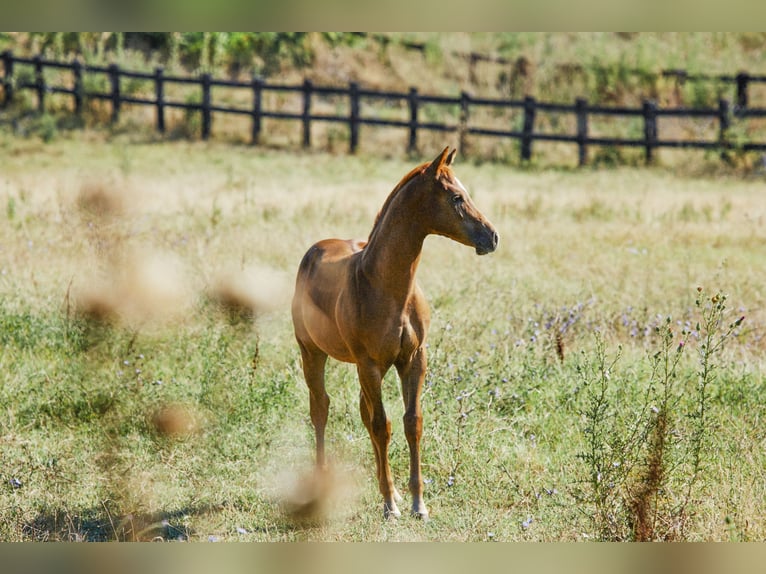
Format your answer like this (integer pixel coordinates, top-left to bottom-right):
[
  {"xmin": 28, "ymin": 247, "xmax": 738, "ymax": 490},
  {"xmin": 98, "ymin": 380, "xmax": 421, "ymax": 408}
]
[{"xmin": 522, "ymin": 516, "xmax": 533, "ymax": 530}]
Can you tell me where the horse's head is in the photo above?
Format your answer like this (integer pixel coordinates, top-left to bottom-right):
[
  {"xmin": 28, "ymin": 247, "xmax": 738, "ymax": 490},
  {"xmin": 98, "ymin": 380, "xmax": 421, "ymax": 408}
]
[{"xmin": 420, "ymin": 147, "xmax": 499, "ymax": 255}]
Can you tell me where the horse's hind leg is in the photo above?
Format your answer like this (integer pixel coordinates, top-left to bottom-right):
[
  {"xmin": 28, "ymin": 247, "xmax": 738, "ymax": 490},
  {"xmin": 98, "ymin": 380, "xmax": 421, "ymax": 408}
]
[{"xmin": 298, "ymin": 342, "xmax": 330, "ymax": 469}]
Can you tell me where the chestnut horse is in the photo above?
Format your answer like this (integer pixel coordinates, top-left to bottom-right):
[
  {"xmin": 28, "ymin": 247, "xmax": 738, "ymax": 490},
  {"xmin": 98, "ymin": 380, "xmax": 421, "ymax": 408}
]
[{"xmin": 291, "ymin": 147, "xmax": 498, "ymax": 519}]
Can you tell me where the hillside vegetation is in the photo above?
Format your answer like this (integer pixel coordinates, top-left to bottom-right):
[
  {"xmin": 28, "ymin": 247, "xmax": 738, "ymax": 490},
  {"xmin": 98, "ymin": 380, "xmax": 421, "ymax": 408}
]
[{"xmin": 3, "ymin": 32, "xmax": 766, "ymax": 107}]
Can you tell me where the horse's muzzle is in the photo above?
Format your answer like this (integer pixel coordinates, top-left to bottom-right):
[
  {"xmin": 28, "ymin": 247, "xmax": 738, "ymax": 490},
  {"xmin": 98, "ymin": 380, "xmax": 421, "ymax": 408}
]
[{"xmin": 475, "ymin": 229, "xmax": 499, "ymax": 255}]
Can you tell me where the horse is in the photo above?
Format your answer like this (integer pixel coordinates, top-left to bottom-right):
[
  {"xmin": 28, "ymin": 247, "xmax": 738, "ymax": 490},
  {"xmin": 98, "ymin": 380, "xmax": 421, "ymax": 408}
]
[{"xmin": 291, "ymin": 147, "xmax": 498, "ymax": 519}]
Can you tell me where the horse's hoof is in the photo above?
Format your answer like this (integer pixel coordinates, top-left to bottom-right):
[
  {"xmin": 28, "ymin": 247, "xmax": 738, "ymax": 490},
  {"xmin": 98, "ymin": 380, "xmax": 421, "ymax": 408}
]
[
  {"xmin": 383, "ymin": 504, "xmax": 401, "ymax": 520},
  {"xmin": 411, "ymin": 509, "xmax": 429, "ymax": 521}
]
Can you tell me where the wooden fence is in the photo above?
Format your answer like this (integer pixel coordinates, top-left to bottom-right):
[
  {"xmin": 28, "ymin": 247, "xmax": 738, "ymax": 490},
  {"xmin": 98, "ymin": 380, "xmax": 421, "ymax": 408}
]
[{"xmin": 3, "ymin": 50, "xmax": 766, "ymax": 165}]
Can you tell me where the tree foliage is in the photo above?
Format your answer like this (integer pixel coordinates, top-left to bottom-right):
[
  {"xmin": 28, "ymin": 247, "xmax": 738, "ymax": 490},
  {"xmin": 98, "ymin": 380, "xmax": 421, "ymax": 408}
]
[{"xmin": 15, "ymin": 32, "xmax": 364, "ymax": 77}]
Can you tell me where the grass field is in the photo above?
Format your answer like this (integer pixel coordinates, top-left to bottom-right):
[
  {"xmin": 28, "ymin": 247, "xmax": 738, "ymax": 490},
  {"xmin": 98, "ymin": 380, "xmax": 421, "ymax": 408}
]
[{"xmin": 0, "ymin": 133, "xmax": 764, "ymax": 541}]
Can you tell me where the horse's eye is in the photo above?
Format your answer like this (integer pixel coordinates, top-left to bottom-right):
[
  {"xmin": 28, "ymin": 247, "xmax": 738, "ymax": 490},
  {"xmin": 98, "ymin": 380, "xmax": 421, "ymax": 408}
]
[{"xmin": 452, "ymin": 194, "xmax": 463, "ymax": 205}]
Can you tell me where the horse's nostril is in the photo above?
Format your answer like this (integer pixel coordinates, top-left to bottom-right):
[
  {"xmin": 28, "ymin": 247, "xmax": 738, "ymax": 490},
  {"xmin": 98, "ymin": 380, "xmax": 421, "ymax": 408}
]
[{"xmin": 475, "ymin": 229, "xmax": 498, "ymax": 256}]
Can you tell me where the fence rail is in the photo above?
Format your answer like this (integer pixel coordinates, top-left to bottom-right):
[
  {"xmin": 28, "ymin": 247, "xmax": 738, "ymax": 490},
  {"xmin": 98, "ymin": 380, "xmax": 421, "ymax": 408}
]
[{"xmin": 3, "ymin": 50, "xmax": 766, "ymax": 165}]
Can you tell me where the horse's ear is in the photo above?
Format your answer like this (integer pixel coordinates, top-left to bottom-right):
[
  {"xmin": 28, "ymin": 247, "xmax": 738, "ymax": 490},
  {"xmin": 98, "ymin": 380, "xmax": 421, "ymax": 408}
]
[
  {"xmin": 427, "ymin": 147, "xmax": 451, "ymax": 174},
  {"xmin": 446, "ymin": 148, "xmax": 457, "ymax": 166}
]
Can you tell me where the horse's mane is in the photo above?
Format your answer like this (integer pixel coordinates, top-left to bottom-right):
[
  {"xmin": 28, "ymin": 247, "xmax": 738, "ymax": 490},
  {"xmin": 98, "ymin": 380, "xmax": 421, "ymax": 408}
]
[{"xmin": 367, "ymin": 162, "xmax": 430, "ymax": 241}]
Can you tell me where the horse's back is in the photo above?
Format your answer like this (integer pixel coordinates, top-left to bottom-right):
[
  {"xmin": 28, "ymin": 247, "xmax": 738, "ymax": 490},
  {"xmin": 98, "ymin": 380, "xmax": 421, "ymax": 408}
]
[
  {"xmin": 292, "ymin": 238, "xmax": 366, "ymax": 362},
  {"xmin": 294, "ymin": 238, "xmax": 366, "ymax": 292}
]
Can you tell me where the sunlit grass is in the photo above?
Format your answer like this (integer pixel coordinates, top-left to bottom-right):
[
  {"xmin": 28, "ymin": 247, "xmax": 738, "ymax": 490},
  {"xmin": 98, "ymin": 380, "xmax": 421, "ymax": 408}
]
[{"xmin": 0, "ymin": 135, "xmax": 764, "ymax": 541}]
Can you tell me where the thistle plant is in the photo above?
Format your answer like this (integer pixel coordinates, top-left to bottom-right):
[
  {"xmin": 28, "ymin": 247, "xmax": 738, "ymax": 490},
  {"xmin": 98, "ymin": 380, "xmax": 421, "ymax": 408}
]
[
  {"xmin": 574, "ymin": 288, "xmax": 744, "ymax": 541},
  {"xmin": 678, "ymin": 289, "xmax": 745, "ymax": 524},
  {"xmin": 574, "ymin": 332, "xmax": 632, "ymax": 540}
]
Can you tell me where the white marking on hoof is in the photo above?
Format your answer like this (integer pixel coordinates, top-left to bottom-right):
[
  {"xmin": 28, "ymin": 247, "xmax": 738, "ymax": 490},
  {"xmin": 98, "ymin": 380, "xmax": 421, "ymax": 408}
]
[{"xmin": 383, "ymin": 503, "xmax": 401, "ymax": 520}]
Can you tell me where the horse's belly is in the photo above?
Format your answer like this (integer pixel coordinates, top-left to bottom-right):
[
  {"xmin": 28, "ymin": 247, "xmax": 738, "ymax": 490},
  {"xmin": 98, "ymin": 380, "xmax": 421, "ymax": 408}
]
[{"xmin": 301, "ymin": 300, "xmax": 356, "ymax": 363}]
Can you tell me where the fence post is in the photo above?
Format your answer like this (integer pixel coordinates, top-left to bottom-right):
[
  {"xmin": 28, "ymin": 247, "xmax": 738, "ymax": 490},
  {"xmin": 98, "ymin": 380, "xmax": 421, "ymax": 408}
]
[
  {"xmin": 520, "ymin": 95, "xmax": 536, "ymax": 162},
  {"xmin": 408, "ymin": 87, "xmax": 419, "ymax": 154},
  {"xmin": 154, "ymin": 67, "xmax": 165, "ymax": 134},
  {"xmin": 72, "ymin": 58, "xmax": 83, "ymax": 115},
  {"xmin": 302, "ymin": 78, "xmax": 312, "ymax": 148},
  {"xmin": 349, "ymin": 81, "xmax": 360, "ymax": 153},
  {"xmin": 575, "ymin": 97, "xmax": 588, "ymax": 167},
  {"xmin": 108, "ymin": 63, "xmax": 121, "ymax": 124},
  {"xmin": 459, "ymin": 91, "xmax": 470, "ymax": 154},
  {"xmin": 718, "ymin": 98, "xmax": 731, "ymax": 161},
  {"xmin": 251, "ymin": 76, "xmax": 262, "ymax": 145},
  {"xmin": 735, "ymin": 72, "xmax": 749, "ymax": 109},
  {"xmin": 1, "ymin": 50, "xmax": 13, "ymax": 108},
  {"xmin": 201, "ymin": 73, "xmax": 212, "ymax": 140},
  {"xmin": 34, "ymin": 55, "xmax": 45, "ymax": 113},
  {"xmin": 642, "ymin": 100, "xmax": 658, "ymax": 164}
]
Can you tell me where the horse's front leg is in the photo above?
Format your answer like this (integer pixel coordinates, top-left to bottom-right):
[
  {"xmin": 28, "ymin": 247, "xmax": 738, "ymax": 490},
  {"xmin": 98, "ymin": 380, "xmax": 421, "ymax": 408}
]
[
  {"xmin": 396, "ymin": 346, "xmax": 429, "ymax": 520},
  {"xmin": 359, "ymin": 390, "xmax": 403, "ymax": 507},
  {"xmin": 357, "ymin": 361, "xmax": 400, "ymax": 519}
]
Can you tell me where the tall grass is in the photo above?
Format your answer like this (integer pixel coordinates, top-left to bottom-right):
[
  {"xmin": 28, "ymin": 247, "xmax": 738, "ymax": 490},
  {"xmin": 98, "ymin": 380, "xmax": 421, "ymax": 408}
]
[{"xmin": 0, "ymin": 135, "xmax": 764, "ymax": 541}]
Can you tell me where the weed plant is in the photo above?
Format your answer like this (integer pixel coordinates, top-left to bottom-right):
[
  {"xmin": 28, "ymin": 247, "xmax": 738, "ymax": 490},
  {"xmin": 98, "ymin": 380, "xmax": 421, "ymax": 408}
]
[{"xmin": 573, "ymin": 289, "xmax": 747, "ymax": 540}]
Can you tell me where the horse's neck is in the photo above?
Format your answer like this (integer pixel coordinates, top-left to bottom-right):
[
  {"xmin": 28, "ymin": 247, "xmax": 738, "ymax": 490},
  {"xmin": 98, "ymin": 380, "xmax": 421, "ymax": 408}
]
[{"xmin": 360, "ymin": 197, "xmax": 425, "ymax": 300}]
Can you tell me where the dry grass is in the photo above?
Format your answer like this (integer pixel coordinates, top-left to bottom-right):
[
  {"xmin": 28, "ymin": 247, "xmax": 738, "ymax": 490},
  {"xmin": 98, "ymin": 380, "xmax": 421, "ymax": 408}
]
[{"xmin": 0, "ymin": 134, "xmax": 764, "ymax": 541}]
